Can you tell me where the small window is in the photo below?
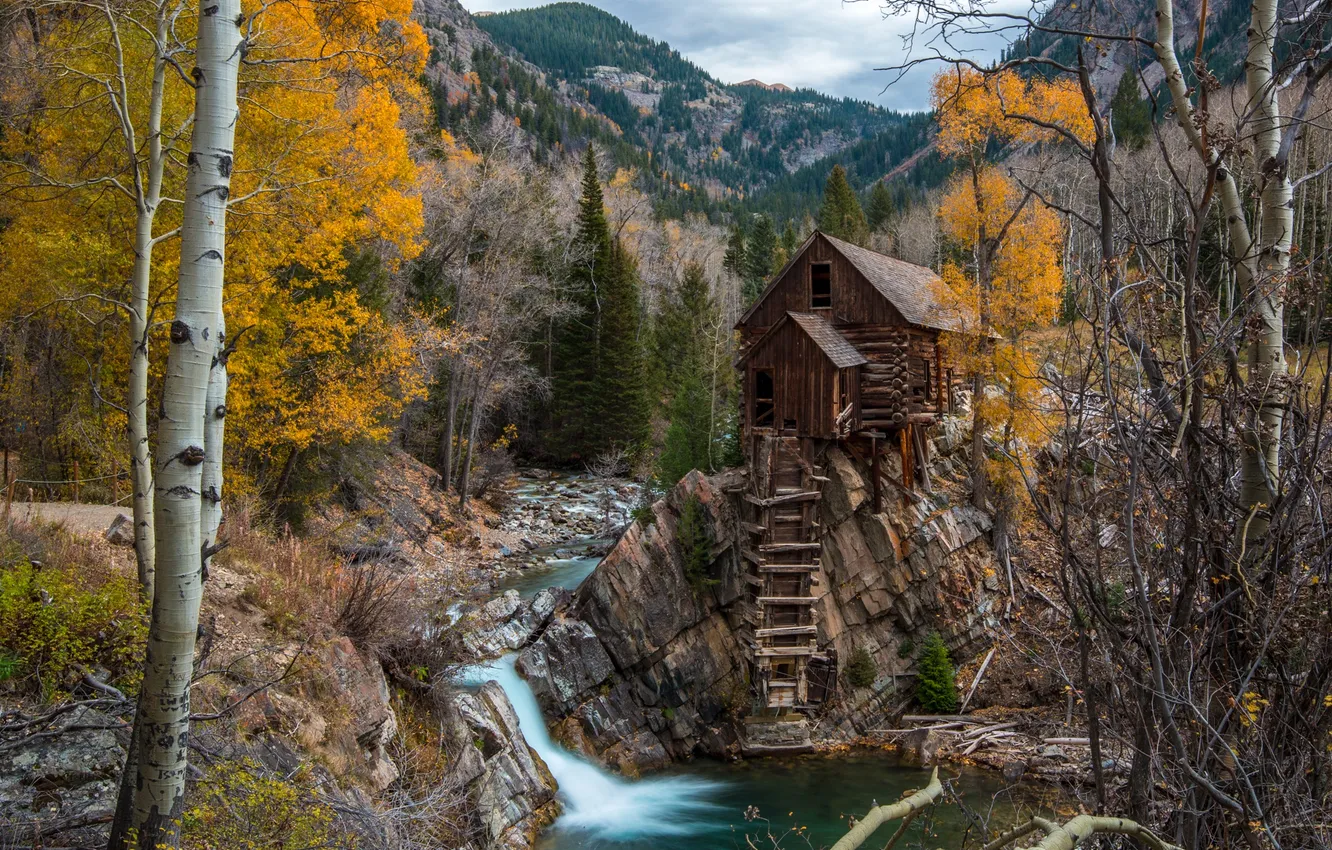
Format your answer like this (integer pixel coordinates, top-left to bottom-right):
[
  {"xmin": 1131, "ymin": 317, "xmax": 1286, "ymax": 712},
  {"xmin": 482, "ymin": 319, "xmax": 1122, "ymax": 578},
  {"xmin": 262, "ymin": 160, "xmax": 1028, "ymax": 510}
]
[{"xmin": 811, "ymin": 263, "xmax": 831, "ymax": 309}]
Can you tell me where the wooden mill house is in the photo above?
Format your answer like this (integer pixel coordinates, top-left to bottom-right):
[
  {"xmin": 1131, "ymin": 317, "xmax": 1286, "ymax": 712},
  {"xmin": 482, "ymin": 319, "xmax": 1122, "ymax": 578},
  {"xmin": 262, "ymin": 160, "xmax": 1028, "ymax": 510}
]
[{"xmin": 734, "ymin": 231, "xmax": 963, "ymax": 716}]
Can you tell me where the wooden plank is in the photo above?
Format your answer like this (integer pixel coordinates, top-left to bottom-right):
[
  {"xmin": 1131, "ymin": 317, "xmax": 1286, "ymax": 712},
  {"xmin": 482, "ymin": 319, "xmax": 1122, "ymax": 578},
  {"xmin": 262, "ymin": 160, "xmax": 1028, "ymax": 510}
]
[
  {"xmin": 741, "ymin": 521, "xmax": 767, "ymax": 534},
  {"xmin": 746, "ymin": 490, "xmax": 821, "ymax": 507},
  {"xmin": 871, "ymin": 433, "xmax": 882, "ymax": 513},
  {"xmin": 759, "ymin": 542, "xmax": 821, "ymax": 552},
  {"xmin": 755, "ymin": 625, "xmax": 818, "ymax": 637},
  {"xmin": 758, "ymin": 563, "xmax": 821, "ymax": 573},
  {"xmin": 753, "ymin": 646, "xmax": 817, "ymax": 657},
  {"xmin": 757, "ymin": 596, "xmax": 818, "ymax": 605}
]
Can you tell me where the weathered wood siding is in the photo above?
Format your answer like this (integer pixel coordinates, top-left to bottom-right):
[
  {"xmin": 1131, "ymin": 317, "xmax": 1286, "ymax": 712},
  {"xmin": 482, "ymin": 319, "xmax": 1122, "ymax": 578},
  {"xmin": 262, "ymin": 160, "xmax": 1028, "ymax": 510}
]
[
  {"xmin": 744, "ymin": 319, "xmax": 860, "ymax": 438},
  {"xmin": 741, "ymin": 233, "xmax": 907, "ymax": 345}
]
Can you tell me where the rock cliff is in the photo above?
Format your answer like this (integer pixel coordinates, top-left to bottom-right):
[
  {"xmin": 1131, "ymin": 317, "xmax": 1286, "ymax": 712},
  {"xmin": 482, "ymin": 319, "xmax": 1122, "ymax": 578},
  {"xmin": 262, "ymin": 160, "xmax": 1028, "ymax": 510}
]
[{"xmin": 518, "ymin": 422, "xmax": 1002, "ymax": 773}]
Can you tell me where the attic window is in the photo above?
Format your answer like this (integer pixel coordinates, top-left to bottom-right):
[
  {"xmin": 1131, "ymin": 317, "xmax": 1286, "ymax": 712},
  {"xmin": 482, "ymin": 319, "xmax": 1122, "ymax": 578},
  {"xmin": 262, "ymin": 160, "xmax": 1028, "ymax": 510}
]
[{"xmin": 810, "ymin": 263, "xmax": 832, "ymax": 309}]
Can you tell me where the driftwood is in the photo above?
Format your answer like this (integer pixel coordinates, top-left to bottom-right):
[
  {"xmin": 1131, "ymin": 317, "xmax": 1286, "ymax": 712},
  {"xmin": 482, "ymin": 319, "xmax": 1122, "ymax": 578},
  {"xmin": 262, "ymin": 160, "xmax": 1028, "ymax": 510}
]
[
  {"xmin": 829, "ymin": 767, "xmax": 942, "ymax": 850},
  {"xmin": 959, "ymin": 647, "xmax": 996, "ymax": 713}
]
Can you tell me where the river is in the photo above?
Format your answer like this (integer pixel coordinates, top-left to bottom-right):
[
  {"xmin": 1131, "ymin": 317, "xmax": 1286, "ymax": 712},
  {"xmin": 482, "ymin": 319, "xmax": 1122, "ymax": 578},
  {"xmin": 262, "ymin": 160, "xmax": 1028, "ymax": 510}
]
[{"xmin": 471, "ymin": 552, "xmax": 1041, "ymax": 850}]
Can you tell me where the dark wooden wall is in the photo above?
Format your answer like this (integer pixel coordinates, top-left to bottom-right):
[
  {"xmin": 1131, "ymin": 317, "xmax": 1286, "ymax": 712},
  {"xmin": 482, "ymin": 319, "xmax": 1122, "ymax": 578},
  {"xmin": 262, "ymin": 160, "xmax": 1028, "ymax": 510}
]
[
  {"xmin": 744, "ymin": 319, "xmax": 861, "ymax": 438},
  {"xmin": 740, "ymin": 233, "xmax": 907, "ymax": 343}
]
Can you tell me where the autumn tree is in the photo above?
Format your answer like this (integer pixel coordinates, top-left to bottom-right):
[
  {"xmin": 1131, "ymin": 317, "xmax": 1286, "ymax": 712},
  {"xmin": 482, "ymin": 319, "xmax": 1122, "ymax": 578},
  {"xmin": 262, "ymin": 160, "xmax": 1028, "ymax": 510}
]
[
  {"xmin": 934, "ymin": 167, "xmax": 1064, "ymax": 580},
  {"xmin": 414, "ymin": 133, "xmax": 562, "ymax": 506},
  {"xmin": 818, "ymin": 164, "xmax": 869, "ymax": 245},
  {"xmin": 930, "ymin": 67, "xmax": 1089, "ymax": 509}
]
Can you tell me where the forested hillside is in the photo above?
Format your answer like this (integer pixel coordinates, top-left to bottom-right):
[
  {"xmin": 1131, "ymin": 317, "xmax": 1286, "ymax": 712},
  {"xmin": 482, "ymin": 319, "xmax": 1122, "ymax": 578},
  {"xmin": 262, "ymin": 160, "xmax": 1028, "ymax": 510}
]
[{"xmin": 419, "ymin": 0, "xmax": 938, "ymax": 221}]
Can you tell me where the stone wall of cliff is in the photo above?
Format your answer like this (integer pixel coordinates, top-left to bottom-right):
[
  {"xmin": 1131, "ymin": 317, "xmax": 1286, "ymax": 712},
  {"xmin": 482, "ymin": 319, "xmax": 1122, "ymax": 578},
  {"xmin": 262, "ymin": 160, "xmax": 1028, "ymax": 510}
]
[{"xmin": 517, "ymin": 421, "xmax": 1002, "ymax": 773}]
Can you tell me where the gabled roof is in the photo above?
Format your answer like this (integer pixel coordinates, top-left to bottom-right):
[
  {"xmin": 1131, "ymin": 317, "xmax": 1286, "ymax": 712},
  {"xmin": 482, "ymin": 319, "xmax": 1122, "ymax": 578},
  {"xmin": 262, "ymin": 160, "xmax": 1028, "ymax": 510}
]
[
  {"xmin": 740, "ymin": 311, "xmax": 868, "ymax": 368},
  {"xmin": 819, "ymin": 234, "xmax": 962, "ymax": 332},
  {"xmin": 737, "ymin": 231, "xmax": 965, "ymax": 333}
]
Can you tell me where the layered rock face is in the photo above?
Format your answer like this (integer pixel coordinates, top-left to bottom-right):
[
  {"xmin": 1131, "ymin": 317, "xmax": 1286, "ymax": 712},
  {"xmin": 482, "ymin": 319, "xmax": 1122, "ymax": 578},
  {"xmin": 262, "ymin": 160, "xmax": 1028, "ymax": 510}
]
[
  {"xmin": 521, "ymin": 428, "xmax": 1000, "ymax": 773},
  {"xmin": 444, "ymin": 682, "xmax": 560, "ymax": 850}
]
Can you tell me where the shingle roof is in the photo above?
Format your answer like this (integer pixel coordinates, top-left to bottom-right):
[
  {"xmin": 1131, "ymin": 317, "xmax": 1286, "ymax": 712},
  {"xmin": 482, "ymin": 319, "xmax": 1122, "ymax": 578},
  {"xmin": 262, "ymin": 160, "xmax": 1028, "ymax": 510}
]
[
  {"xmin": 787, "ymin": 313, "xmax": 868, "ymax": 368},
  {"xmin": 818, "ymin": 233, "xmax": 965, "ymax": 333}
]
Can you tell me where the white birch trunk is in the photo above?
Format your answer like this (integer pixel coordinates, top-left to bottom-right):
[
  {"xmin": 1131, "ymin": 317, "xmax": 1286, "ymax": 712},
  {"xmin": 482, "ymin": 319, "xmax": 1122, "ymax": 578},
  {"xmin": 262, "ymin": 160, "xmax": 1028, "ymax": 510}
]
[
  {"xmin": 128, "ymin": 0, "xmax": 241, "ymax": 844},
  {"xmin": 1152, "ymin": 0, "xmax": 1288, "ymax": 546},
  {"xmin": 126, "ymin": 3, "xmax": 172, "ymax": 601},
  {"xmin": 200, "ymin": 310, "xmax": 226, "ymax": 576}
]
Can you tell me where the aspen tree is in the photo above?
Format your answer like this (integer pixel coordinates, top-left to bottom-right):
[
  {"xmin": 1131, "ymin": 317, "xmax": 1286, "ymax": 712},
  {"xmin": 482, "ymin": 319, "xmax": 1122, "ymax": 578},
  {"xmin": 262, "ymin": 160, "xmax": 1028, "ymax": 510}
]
[{"xmin": 125, "ymin": 0, "xmax": 240, "ymax": 843}]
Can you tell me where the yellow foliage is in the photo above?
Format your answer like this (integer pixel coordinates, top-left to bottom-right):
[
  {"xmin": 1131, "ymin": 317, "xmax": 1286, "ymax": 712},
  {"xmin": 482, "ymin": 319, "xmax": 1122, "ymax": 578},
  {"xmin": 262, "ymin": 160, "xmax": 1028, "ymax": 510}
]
[
  {"xmin": 932, "ymin": 66, "xmax": 1092, "ymax": 158},
  {"xmin": 0, "ymin": 0, "xmax": 430, "ymax": 486},
  {"xmin": 181, "ymin": 760, "xmax": 352, "ymax": 850}
]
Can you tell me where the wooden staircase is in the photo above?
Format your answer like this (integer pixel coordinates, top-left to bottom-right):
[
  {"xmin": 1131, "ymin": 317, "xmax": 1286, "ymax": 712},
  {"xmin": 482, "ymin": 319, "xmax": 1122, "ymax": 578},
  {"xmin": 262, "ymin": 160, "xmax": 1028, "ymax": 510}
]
[{"xmin": 741, "ymin": 435, "xmax": 836, "ymax": 712}]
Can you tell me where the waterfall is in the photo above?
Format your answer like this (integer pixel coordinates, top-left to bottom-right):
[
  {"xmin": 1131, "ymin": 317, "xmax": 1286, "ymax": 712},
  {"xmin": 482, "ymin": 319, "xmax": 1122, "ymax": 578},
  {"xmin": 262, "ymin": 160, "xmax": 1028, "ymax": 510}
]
[{"xmin": 464, "ymin": 656, "xmax": 725, "ymax": 844}]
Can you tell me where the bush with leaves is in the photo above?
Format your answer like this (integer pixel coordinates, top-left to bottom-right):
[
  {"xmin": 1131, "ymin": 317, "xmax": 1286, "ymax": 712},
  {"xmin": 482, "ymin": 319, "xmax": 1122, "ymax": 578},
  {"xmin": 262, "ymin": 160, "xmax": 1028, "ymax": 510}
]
[
  {"xmin": 845, "ymin": 646, "xmax": 876, "ymax": 688},
  {"xmin": 182, "ymin": 760, "xmax": 353, "ymax": 850},
  {"xmin": 916, "ymin": 632, "xmax": 958, "ymax": 712},
  {"xmin": 678, "ymin": 494, "xmax": 716, "ymax": 592},
  {"xmin": 0, "ymin": 545, "xmax": 147, "ymax": 698}
]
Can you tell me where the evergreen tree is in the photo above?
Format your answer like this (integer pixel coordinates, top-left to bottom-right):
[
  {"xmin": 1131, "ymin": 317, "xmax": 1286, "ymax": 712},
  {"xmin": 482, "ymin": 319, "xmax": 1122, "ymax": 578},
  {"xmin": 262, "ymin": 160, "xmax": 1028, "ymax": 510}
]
[
  {"xmin": 818, "ymin": 164, "xmax": 869, "ymax": 245},
  {"xmin": 916, "ymin": 632, "xmax": 958, "ymax": 712},
  {"xmin": 590, "ymin": 241, "xmax": 652, "ymax": 456},
  {"xmin": 781, "ymin": 220, "xmax": 798, "ymax": 257},
  {"xmin": 867, "ymin": 180, "xmax": 896, "ymax": 233},
  {"xmin": 552, "ymin": 147, "xmax": 649, "ymax": 459},
  {"xmin": 723, "ymin": 224, "xmax": 747, "ymax": 281},
  {"xmin": 1110, "ymin": 69, "xmax": 1151, "ymax": 150},
  {"xmin": 744, "ymin": 214, "xmax": 778, "ymax": 304},
  {"xmin": 551, "ymin": 147, "xmax": 612, "ymax": 456},
  {"xmin": 655, "ymin": 263, "xmax": 723, "ymax": 486},
  {"xmin": 677, "ymin": 493, "xmax": 717, "ymax": 592}
]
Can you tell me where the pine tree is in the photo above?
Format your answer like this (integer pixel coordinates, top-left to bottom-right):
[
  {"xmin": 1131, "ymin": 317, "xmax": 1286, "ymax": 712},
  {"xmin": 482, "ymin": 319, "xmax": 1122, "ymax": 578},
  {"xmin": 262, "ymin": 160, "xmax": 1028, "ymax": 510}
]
[
  {"xmin": 744, "ymin": 214, "xmax": 778, "ymax": 305},
  {"xmin": 867, "ymin": 180, "xmax": 896, "ymax": 233},
  {"xmin": 552, "ymin": 146, "xmax": 649, "ymax": 460},
  {"xmin": 1110, "ymin": 68, "xmax": 1151, "ymax": 150},
  {"xmin": 818, "ymin": 164, "xmax": 869, "ymax": 245},
  {"xmin": 590, "ymin": 239, "xmax": 652, "ymax": 456},
  {"xmin": 723, "ymin": 224, "xmax": 747, "ymax": 281},
  {"xmin": 915, "ymin": 632, "xmax": 958, "ymax": 712},
  {"xmin": 655, "ymin": 263, "xmax": 723, "ymax": 486},
  {"xmin": 781, "ymin": 220, "xmax": 798, "ymax": 257},
  {"xmin": 677, "ymin": 493, "xmax": 717, "ymax": 592}
]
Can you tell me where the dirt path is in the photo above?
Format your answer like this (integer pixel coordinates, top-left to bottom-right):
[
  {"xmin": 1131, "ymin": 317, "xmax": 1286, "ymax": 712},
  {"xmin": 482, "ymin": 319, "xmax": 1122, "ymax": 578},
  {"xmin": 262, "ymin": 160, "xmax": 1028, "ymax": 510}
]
[{"xmin": 6, "ymin": 502, "xmax": 127, "ymax": 537}]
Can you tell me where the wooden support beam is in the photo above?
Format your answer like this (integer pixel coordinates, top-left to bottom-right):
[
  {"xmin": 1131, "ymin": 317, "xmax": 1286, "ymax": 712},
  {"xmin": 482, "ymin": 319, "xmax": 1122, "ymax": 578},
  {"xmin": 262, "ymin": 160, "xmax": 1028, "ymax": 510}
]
[
  {"xmin": 759, "ymin": 542, "xmax": 821, "ymax": 552},
  {"xmin": 746, "ymin": 491, "xmax": 821, "ymax": 507},
  {"xmin": 871, "ymin": 433, "xmax": 882, "ymax": 514},
  {"xmin": 758, "ymin": 563, "xmax": 821, "ymax": 573},
  {"xmin": 757, "ymin": 596, "xmax": 818, "ymax": 605},
  {"xmin": 741, "ymin": 521, "xmax": 767, "ymax": 535},
  {"xmin": 900, "ymin": 426, "xmax": 912, "ymax": 494}
]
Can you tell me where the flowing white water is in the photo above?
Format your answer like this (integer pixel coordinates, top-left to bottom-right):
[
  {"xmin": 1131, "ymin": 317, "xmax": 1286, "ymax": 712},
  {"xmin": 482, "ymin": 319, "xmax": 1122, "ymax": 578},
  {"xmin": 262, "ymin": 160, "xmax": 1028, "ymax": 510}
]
[{"xmin": 463, "ymin": 656, "xmax": 725, "ymax": 844}]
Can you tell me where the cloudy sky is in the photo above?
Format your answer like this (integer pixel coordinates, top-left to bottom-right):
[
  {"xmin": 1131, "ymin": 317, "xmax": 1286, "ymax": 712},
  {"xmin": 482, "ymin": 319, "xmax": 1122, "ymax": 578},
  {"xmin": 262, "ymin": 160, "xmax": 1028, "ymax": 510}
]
[{"xmin": 459, "ymin": 0, "xmax": 1008, "ymax": 112}]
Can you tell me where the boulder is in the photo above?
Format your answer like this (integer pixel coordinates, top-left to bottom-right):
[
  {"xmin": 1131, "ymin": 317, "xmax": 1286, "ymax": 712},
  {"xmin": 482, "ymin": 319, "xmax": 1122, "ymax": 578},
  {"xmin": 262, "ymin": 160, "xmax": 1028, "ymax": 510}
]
[
  {"xmin": 899, "ymin": 727, "xmax": 944, "ymax": 767},
  {"xmin": 105, "ymin": 513, "xmax": 135, "ymax": 546}
]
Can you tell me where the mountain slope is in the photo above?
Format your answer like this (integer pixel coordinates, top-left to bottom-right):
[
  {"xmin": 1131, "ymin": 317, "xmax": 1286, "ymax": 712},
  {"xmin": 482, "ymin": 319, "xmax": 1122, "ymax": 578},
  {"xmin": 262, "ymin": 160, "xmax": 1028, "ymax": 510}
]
[{"xmin": 414, "ymin": 0, "xmax": 938, "ymax": 221}]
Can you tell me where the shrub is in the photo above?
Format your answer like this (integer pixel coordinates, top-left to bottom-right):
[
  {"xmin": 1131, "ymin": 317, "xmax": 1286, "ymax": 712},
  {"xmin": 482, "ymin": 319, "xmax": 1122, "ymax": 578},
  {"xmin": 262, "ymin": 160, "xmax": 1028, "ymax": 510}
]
[
  {"xmin": 181, "ymin": 760, "xmax": 353, "ymax": 850},
  {"xmin": 896, "ymin": 637, "xmax": 916, "ymax": 659},
  {"xmin": 846, "ymin": 646, "xmax": 877, "ymax": 688},
  {"xmin": 916, "ymin": 632, "xmax": 958, "ymax": 713},
  {"xmin": 678, "ymin": 494, "xmax": 717, "ymax": 592},
  {"xmin": 0, "ymin": 553, "xmax": 147, "ymax": 698}
]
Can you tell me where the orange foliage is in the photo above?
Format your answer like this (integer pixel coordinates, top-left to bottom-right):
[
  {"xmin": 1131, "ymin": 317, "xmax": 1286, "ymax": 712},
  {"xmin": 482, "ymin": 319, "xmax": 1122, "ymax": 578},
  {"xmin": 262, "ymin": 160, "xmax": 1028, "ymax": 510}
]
[{"xmin": 932, "ymin": 66, "xmax": 1092, "ymax": 158}]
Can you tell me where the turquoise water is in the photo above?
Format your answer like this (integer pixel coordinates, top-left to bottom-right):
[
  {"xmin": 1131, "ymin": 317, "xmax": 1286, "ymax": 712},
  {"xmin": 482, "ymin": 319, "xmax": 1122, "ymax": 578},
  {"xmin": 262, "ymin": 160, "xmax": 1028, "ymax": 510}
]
[
  {"xmin": 464, "ymin": 658, "xmax": 1041, "ymax": 850},
  {"xmin": 498, "ymin": 555, "xmax": 603, "ymax": 599},
  {"xmin": 538, "ymin": 753, "xmax": 1026, "ymax": 850}
]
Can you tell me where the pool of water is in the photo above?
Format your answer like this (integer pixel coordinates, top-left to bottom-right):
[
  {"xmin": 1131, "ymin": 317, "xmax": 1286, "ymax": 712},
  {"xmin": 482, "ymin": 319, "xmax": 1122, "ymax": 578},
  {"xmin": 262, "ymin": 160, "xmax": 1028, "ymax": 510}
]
[
  {"xmin": 462, "ymin": 657, "xmax": 1043, "ymax": 850},
  {"xmin": 538, "ymin": 752, "xmax": 1027, "ymax": 850}
]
